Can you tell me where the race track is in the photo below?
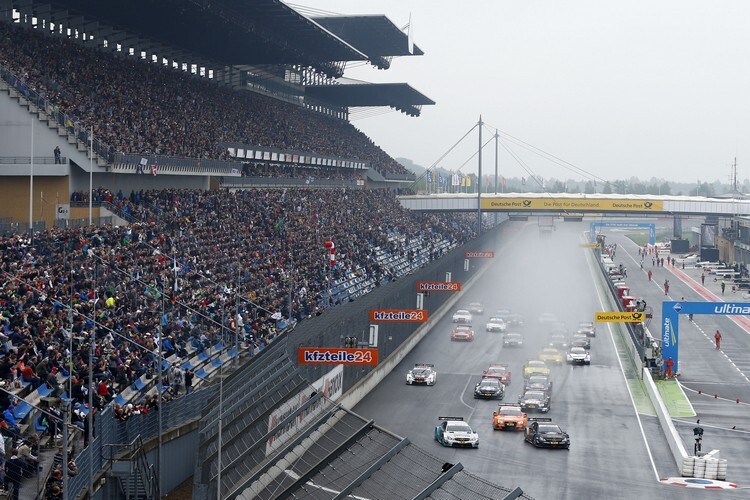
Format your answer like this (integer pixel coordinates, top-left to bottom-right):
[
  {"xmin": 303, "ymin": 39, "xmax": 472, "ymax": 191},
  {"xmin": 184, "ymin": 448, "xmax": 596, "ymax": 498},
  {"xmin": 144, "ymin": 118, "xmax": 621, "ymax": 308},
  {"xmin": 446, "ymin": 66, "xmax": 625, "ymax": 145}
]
[{"xmin": 353, "ymin": 220, "xmax": 746, "ymax": 500}]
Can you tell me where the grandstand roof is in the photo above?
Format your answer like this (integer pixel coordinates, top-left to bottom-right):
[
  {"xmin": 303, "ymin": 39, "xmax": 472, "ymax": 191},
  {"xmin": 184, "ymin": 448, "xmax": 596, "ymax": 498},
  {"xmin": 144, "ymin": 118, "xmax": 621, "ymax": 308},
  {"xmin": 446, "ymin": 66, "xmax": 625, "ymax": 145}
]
[
  {"xmin": 306, "ymin": 82, "xmax": 435, "ymax": 116},
  {"xmin": 30, "ymin": 0, "xmax": 367, "ymax": 70},
  {"xmin": 313, "ymin": 15, "xmax": 424, "ymax": 69}
]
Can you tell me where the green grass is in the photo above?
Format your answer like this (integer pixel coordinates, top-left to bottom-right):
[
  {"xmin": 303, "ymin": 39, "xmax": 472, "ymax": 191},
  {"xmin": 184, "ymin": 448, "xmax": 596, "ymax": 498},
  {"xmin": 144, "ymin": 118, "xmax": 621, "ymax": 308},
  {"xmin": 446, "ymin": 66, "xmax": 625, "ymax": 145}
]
[
  {"xmin": 610, "ymin": 323, "xmax": 656, "ymax": 416},
  {"xmin": 655, "ymin": 379, "xmax": 696, "ymax": 418}
]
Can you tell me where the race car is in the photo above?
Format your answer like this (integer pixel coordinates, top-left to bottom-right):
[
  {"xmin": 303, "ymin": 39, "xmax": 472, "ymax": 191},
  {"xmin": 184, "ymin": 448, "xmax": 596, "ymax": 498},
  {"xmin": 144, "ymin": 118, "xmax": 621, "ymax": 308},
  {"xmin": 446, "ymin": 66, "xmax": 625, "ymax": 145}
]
[
  {"xmin": 452, "ymin": 309, "xmax": 473, "ymax": 323},
  {"xmin": 548, "ymin": 333, "xmax": 568, "ymax": 350},
  {"xmin": 495, "ymin": 309, "xmax": 512, "ymax": 321},
  {"xmin": 468, "ymin": 302, "xmax": 484, "ymax": 315},
  {"xmin": 524, "ymin": 418, "xmax": 570, "ymax": 449},
  {"xmin": 538, "ymin": 313, "xmax": 558, "ymax": 325},
  {"xmin": 435, "ymin": 417, "xmax": 479, "ymax": 448},
  {"xmin": 518, "ymin": 390, "xmax": 551, "ymax": 413},
  {"xmin": 538, "ymin": 347, "xmax": 564, "ymax": 365},
  {"xmin": 524, "ymin": 375, "xmax": 553, "ymax": 394},
  {"xmin": 473, "ymin": 378, "xmax": 505, "ymax": 400},
  {"xmin": 485, "ymin": 317, "xmax": 506, "ymax": 332},
  {"xmin": 482, "ymin": 364, "xmax": 511, "ymax": 385},
  {"xmin": 523, "ymin": 360, "xmax": 551, "ymax": 379},
  {"xmin": 406, "ymin": 363, "xmax": 437, "ymax": 385},
  {"xmin": 570, "ymin": 338, "xmax": 589, "ymax": 350},
  {"xmin": 571, "ymin": 332, "xmax": 591, "ymax": 349},
  {"xmin": 578, "ymin": 321, "xmax": 596, "ymax": 338},
  {"xmin": 451, "ymin": 325, "xmax": 475, "ymax": 342},
  {"xmin": 567, "ymin": 346, "xmax": 591, "ymax": 365},
  {"xmin": 503, "ymin": 332, "xmax": 524, "ymax": 347},
  {"xmin": 507, "ymin": 313, "xmax": 524, "ymax": 329},
  {"xmin": 492, "ymin": 404, "xmax": 527, "ymax": 431}
]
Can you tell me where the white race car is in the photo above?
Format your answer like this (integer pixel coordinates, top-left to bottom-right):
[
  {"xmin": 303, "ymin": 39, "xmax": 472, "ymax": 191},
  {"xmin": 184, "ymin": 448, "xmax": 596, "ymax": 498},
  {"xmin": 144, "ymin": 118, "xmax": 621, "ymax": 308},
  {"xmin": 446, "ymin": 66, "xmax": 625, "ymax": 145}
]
[
  {"xmin": 435, "ymin": 417, "xmax": 479, "ymax": 448},
  {"xmin": 486, "ymin": 317, "xmax": 507, "ymax": 332},
  {"xmin": 567, "ymin": 347, "xmax": 591, "ymax": 365},
  {"xmin": 406, "ymin": 363, "xmax": 437, "ymax": 385},
  {"xmin": 469, "ymin": 302, "xmax": 484, "ymax": 314},
  {"xmin": 452, "ymin": 309, "xmax": 473, "ymax": 323}
]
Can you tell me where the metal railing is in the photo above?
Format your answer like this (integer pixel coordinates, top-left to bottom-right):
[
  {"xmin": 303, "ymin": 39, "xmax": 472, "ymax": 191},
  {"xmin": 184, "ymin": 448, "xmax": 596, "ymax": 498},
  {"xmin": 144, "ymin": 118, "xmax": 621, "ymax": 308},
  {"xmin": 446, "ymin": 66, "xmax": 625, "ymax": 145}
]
[
  {"xmin": 0, "ymin": 156, "xmax": 66, "ymax": 164},
  {"xmin": 0, "ymin": 62, "xmax": 115, "ymax": 162}
]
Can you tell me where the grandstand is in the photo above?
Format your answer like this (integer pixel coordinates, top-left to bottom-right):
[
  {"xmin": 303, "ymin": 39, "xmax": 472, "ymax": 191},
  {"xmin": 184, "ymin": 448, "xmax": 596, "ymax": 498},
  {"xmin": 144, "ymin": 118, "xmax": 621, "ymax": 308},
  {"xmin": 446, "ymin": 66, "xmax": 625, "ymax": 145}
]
[{"xmin": 0, "ymin": 1, "xmax": 530, "ymax": 499}]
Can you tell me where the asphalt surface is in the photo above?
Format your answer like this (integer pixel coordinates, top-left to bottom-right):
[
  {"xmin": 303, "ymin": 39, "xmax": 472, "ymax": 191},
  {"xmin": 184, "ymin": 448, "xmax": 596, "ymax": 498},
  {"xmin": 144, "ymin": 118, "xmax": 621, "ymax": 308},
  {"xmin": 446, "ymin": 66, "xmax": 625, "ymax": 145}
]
[
  {"xmin": 353, "ymin": 220, "xmax": 747, "ymax": 499},
  {"xmin": 605, "ymin": 226, "xmax": 750, "ymax": 488}
]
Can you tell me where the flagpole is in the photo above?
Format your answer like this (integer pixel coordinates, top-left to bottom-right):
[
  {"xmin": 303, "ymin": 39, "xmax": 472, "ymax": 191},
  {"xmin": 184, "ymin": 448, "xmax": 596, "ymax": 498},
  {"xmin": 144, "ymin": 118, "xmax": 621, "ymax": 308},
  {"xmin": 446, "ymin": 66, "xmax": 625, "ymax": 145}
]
[
  {"xmin": 29, "ymin": 116, "xmax": 34, "ymax": 237},
  {"xmin": 89, "ymin": 126, "xmax": 93, "ymax": 225},
  {"xmin": 494, "ymin": 130, "xmax": 499, "ymax": 195}
]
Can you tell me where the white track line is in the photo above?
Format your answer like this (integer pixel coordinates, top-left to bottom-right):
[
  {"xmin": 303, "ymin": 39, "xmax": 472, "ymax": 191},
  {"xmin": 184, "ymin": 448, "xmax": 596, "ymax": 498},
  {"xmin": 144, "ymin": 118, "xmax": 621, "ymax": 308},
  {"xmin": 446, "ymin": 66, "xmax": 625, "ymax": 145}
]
[{"xmin": 584, "ymin": 234, "xmax": 660, "ymax": 481}]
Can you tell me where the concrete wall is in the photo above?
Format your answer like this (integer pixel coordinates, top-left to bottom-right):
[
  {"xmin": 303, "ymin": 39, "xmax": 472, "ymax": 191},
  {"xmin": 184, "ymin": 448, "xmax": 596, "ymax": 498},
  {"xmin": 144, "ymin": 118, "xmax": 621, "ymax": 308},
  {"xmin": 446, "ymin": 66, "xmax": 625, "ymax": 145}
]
[{"xmin": 0, "ymin": 175, "xmax": 68, "ymax": 227}]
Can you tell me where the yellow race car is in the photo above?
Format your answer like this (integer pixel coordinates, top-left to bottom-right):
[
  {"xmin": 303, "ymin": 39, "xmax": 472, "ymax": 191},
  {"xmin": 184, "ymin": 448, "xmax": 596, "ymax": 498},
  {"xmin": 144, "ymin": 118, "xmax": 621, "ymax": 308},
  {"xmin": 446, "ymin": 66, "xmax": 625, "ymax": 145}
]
[
  {"xmin": 523, "ymin": 359, "xmax": 551, "ymax": 379},
  {"xmin": 538, "ymin": 347, "xmax": 564, "ymax": 365}
]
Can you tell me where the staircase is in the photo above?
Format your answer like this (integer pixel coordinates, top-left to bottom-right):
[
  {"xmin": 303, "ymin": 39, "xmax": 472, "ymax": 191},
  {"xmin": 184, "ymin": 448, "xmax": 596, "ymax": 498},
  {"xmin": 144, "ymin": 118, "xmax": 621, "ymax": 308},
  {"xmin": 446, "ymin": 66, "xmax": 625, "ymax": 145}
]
[
  {"xmin": 108, "ymin": 437, "xmax": 159, "ymax": 500},
  {"xmin": 0, "ymin": 63, "xmax": 110, "ymax": 171}
]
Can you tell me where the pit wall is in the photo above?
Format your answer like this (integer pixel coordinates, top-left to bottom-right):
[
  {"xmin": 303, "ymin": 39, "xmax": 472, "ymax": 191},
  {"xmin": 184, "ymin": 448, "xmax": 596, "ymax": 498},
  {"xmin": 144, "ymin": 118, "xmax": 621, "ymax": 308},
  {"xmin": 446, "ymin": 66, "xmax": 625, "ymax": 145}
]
[{"xmin": 591, "ymin": 248, "xmax": 688, "ymax": 468}]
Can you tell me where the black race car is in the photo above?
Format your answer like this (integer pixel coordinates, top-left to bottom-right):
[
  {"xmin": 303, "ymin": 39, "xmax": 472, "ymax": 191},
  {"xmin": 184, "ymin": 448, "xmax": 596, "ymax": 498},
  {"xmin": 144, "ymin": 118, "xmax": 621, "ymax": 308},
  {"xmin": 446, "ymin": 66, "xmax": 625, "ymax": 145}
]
[
  {"xmin": 473, "ymin": 378, "xmax": 505, "ymax": 400},
  {"xmin": 524, "ymin": 375, "xmax": 553, "ymax": 394},
  {"xmin": 524, "ymin": 418, "xmax": 570, "ymax": 449},
  {"xmin": 518, "ymin": 390, "xmax": 551, "ymax": 413},
  {"xmin": 570, "ymin": 332, "xmax": 591, "ymax": 349}
]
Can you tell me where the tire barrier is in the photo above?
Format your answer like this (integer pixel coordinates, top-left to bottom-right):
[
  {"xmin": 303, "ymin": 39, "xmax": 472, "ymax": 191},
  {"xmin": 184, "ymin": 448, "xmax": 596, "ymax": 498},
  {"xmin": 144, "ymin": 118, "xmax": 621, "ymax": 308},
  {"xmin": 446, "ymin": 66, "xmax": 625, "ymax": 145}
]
[{"xmin": 682, "ymin": 451, "xmax": 728, "ymax": 480}]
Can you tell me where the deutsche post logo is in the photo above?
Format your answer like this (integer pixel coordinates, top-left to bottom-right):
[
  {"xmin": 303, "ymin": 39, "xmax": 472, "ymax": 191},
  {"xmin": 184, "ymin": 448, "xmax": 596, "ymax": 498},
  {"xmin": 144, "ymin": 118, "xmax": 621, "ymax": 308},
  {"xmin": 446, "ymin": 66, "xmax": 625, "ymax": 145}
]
[
  {"xmin": 632, "ymin": 312, "xmax": 643, "ymax": 321},
  {"xmin": 522, "ymin": 200, "xmax": 532, "ymax": 207},
  {"xmin": 643, "ymin": 202, "xmax": 653, "ymax": 209}
]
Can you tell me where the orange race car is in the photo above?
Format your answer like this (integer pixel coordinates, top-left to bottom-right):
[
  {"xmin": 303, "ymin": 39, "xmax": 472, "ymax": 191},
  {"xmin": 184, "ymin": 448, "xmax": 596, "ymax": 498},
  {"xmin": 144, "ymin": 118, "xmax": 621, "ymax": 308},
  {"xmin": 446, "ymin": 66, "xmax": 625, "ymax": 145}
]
[{"xmin": 492, "ymin": 404, "xmax": 528, "ymax": 431}]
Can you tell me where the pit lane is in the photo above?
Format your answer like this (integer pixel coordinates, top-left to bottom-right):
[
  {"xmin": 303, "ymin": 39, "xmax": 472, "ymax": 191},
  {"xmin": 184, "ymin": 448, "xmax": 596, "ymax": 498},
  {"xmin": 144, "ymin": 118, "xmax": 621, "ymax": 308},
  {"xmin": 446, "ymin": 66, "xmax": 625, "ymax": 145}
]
[{"xmin": 353, "ymin": 221, "xmax": 746, "ymax": 499}]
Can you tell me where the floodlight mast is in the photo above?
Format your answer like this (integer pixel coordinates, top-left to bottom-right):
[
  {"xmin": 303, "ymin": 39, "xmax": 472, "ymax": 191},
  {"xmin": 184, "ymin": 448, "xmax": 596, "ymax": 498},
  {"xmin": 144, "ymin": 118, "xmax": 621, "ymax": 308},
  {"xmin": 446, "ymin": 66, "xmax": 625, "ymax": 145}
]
[{"xmin": 477, "ymin": 115, "xmax": 483, "ymax": 236}]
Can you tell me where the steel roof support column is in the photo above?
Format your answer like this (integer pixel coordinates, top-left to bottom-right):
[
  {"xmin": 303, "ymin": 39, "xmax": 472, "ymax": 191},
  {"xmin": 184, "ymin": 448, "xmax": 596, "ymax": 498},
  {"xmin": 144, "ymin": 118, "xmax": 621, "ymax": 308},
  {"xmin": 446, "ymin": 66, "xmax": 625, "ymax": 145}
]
[
  {"xmin": 332, "ymin": 437, "xmax": 410, "ymax": 500},
  {"xmin": 275, "ymin": 418, "xmax": 375, "ymax": 499},
  {"xmin": 411, "ymin": 461, "xmax": 464, "ymax": 500}
]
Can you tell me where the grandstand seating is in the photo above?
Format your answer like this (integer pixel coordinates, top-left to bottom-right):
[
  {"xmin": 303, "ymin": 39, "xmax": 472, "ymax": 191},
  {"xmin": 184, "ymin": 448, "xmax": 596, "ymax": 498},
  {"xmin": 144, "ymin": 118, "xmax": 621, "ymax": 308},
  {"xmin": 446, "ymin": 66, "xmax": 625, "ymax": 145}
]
[{"xmin": 0, "ymin": 21, "xmax": 411, "ymax": 177}]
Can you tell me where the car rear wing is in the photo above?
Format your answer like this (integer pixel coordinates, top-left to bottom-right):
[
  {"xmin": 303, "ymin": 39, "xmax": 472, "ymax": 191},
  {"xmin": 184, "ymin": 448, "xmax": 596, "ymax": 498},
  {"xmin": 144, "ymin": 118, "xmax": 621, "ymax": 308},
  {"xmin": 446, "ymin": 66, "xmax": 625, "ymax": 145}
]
[
  {"xmin": 528, "ymin": 417, "xmax": 552, "ymax": 423},
  {"xmin": 415, "ymin": 363, "xmax": 434, "ymax": 368},
  {"xmin": 438, "ymin": 416, "xmax": 464, "ymax": 421},
  {"xmin": 497, "ymin": 403, "xmax": 522, "ymax": 407}
]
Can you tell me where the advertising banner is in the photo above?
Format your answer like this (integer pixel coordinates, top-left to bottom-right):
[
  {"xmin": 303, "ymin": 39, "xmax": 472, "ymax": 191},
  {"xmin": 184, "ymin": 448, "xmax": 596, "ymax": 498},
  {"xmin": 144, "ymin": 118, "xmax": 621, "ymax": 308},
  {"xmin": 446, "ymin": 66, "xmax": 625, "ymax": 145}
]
[
  {"xmin": 464, "ymin": 251, "xmax": 495, "ymax": 258},
  {"xmin": 595, "ymin": 311, "xmax": 645, "ymax": 322},
  {"xmin": 297, "ymin": 347, "xmax": 378, "ymax": 366},
  {"xmin": 369, "ymin": 309, "xmax": 428, "ymax": 322},
  {"xmin": 481, "ymin": 197, "xmax": 663, "ymax": 212},
  {"xmin": 416, "ymin": 281, "xmax": 461, "ymax": 292},
  {"xmin": 265, "ymin": 365, "xmax": 343, "ymax": 455}
]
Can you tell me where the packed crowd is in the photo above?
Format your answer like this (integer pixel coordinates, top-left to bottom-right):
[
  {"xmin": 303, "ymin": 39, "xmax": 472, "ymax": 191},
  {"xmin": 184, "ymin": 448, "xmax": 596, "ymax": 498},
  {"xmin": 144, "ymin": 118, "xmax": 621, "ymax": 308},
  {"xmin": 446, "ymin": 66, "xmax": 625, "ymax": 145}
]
[
  {"xmin": 3, "ymin": 187, "xmax": 475, "ymax": 401},
  {"xmin": 240, "ymin": 163, "xmax": 365, "ymax": 181},
  {"xmin": 0, "ymin": 21, "xmax": 410, "ymax": 176}
]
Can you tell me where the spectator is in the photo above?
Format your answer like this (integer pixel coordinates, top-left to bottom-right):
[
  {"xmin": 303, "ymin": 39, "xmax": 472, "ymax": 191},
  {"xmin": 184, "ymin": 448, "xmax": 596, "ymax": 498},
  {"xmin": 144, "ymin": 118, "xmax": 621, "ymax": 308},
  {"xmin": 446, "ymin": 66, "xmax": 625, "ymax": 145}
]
[
  {"xmin": 0, "ymin": 22, "xmax": 412, "ymax": 177},
  {"xmin": 53, "ymin": 146, "xmax": 61, "ymax": 164},
  {"xmin": 4, "ymin": 449, "xmax": 21, "ymax": 500},
  {"xmin": 184, "ymin": 369, "xmax": 194, "ymax": 394}
]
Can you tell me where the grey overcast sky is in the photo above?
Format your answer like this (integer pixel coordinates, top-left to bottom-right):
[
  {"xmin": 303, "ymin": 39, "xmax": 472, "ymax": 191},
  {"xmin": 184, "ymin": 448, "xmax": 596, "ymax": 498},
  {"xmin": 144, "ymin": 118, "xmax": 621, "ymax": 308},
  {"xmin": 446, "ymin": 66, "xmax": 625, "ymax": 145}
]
[{"xmin": 288, "ymin": 0, "xmax": 750, "ymax": 184}]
